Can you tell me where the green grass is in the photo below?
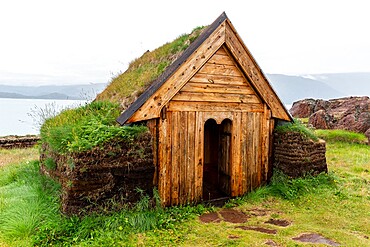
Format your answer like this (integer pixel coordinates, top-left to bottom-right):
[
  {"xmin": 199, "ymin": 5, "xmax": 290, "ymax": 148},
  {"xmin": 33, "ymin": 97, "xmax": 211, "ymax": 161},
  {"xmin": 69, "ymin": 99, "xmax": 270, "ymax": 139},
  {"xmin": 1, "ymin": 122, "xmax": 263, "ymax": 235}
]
[
  {"xmin": 275, "ymin": 119, "xmax": 318, "ymax": 141},
  {"xmin": 40, "ymin": 100, "xmax": 148, "ymax": 153},
  {"xmin": 315, "ymin": 129, "xmax": 368, "ymax": 144},
  {"xmin": 1, "ymin": 130, "xmax": 369, "ymax": 246},
  {"xmin": 0, "ymin": 160, "xmax": 61, "ymax": 246}
]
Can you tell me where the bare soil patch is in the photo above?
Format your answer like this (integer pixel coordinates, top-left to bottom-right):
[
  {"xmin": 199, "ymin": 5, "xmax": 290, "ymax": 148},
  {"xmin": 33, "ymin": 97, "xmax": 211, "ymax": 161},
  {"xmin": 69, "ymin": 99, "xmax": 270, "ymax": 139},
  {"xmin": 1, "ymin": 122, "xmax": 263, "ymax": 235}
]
[
  {"xmin": 292, "ymin": 233, "xmax": 340, "ymax": 246},
  {"xmin": 265, "ymin": 219, "xmax": 291, "ymax": 227},
  {"xmin": 236, "ymin": 226, "xmax": 277, "ymax": 235},
  {"xmin": 199, "ymin": 212, "xmax": 221, "ymax": 223},
  {"xmin": 219, "ymin": 209, "xmax": 248, "ymax": 223},
  {"xmin": 199, "ymin": 209, "xmax": 248, "ymax": 224}
]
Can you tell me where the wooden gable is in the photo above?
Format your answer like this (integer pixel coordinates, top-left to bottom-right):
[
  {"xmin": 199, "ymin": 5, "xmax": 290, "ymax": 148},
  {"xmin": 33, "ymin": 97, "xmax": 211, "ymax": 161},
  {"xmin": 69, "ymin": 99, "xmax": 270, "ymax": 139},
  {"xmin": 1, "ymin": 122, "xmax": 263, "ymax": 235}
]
[
  {"xmin": 169, "ymin": 45, "xmax": 263, "ymax": 112},
  {"xmin": 118, "ymin": 12, "xmax": 292, "ymax": 125}
]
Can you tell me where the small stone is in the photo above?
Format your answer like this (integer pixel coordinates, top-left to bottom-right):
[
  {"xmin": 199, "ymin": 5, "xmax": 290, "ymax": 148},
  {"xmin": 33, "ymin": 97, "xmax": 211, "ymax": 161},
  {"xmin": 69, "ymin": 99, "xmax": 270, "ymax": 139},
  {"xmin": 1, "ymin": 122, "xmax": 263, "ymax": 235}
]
[
  {"xmin": 292, "ymin": 233, "xmax": 340, "ymax": 246},
  {"xmin": 265, "ymin": 239, "xmax": 278, "ymax": 246},
  {"xmin": 228, "ymin": 235, "xmax": 240, "ymax": 239}
]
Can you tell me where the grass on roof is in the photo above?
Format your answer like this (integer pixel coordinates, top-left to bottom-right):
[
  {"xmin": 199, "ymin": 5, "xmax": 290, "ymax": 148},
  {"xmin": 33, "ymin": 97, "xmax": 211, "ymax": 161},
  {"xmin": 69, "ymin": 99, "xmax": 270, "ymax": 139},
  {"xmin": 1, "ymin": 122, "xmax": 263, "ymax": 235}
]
[
  {"xmin": 96, "ymin": 26, "xmax": 206, "ymax": 108},
  {"xmin": 40, "ymin": 101, "xmax": 147, "ymax": 153}
]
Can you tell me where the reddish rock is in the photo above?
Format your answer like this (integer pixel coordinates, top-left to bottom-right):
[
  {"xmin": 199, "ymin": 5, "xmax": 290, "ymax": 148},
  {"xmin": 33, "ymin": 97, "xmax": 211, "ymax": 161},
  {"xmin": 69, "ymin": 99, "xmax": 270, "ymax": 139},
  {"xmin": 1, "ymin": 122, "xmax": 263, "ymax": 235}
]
[
  {"xmin": 291, "ymin": 96, "xmax": 370, "ymax": 134},
  {"xmin": 308, "ymin": 110, "xmax": 329, "ymax": 129},
  {"xmin": 289, "ymin": 98, "xmax": 317, "ymax": 118},
  {"xmin": 365, "ymin": 129, "xmax": 370, "ymax": 145}
]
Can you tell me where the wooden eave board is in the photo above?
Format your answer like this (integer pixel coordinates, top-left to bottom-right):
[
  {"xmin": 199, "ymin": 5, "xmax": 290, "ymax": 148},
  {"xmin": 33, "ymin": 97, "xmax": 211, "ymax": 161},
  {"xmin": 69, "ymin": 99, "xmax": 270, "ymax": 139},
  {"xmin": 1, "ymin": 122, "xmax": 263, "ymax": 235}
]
[{"xmin": 223, "ymin": 20, "xmax": 292, "ymax": 121}]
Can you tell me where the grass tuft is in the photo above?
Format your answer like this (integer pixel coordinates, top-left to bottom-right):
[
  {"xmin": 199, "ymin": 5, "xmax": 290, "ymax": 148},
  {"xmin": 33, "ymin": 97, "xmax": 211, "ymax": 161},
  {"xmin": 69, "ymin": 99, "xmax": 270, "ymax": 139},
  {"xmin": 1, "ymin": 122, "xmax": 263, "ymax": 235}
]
[
  {"xmin": 40, "ymin": 100, "xmax": 148, "ymax": 153},
  {"xmin": 0, "ymin": 161, "xmax": 60, "ymax": 245},
  {"xmin": 275, "ymin": 119, "xmax": 319, "ymax": 141},
  {"xmin": 315, "ymin": 129, "xmax": 367, "ymax": 144}
]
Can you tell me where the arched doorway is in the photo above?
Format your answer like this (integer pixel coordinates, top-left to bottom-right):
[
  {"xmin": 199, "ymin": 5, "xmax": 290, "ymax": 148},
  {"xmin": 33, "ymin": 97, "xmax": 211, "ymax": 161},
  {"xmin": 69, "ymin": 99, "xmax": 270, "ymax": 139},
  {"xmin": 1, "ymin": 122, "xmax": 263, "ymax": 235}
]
[{"xmin": 203, "ymin": 119, "xmax": 232, "ymax": 201}]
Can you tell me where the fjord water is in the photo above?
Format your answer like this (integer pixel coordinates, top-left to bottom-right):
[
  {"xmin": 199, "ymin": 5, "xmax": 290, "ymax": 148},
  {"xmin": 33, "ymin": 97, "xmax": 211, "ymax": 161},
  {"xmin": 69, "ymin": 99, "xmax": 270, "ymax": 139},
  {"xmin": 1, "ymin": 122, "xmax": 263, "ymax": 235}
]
[{"xmin": 0, "ymin": 98, "xmax": 86, "ymax": 136}]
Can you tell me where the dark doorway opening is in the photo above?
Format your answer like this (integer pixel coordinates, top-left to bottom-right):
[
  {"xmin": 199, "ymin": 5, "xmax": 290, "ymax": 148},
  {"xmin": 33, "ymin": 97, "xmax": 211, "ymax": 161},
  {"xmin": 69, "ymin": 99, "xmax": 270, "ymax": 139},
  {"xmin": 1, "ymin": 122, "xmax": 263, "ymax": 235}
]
[{"xmin": 203, "ymin": 119, "xmax": 232, "ymax": 201}]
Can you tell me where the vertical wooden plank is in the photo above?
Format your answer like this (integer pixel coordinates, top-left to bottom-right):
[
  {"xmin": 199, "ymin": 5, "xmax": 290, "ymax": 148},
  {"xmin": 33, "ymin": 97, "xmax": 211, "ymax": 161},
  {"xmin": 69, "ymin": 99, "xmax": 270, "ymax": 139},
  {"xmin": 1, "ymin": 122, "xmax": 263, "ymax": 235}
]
[
  {"xmin": 267, "ymin": 118, "xmax": 275, "ymax": 181},
  {"xmin": 219, "ymin": 119, "xmax": 232, "ymax": 195},
  {"xmin": 250, "ymin": 113, "xmax": 256, "ymax": 190},
  {"xmin": 171, "ymin": 112, "xmax": 180, "ymax": 205},
  {"xmin": 255, "ymin": 112, "xmax": 262, "ymax": 187},
  {"xmin": 246, "ymin": 112, "xmax": 254, "ymax": 192},
  {"xmin": 146, "ymin": 119, "xmax": 158, "ymax": 186},
  {"xmin": 187, "ymin": 111, "xmax": 196, "ymax": 202},
  {"xmin": 194, "ymin": 112, "xmax": 204, "ymax": 201},
  {"xmin": 157, "ymin": 119, "xmax": 164, "ymax": 204},
  {"xmin": 261, "ymin": 105, "xmax": 271, "ymax": 184},
  {"xmin": 241, "ymin": 112, "xmax": 248, "ymax": 194},
  {"xmin": 165, "ymin": 112, "xmax": 173, "ymax": 206},
  {"xmin": 179, "ymin": 111, "xmax": 187, "ymax": 204},
  {"xmin": 231, "ymin": 111, "xmax": 242, "ymax": 196},
  {"xmin": 253, "ymin": 113, "xmax": 260, "ymax": 189},
  {"xmin": 158, "ymin": 113, "xmax": 171, "ymax": 206},
  {"xmin": 230, "ymin": 114, "xmax": 236, "ymax": 196}
]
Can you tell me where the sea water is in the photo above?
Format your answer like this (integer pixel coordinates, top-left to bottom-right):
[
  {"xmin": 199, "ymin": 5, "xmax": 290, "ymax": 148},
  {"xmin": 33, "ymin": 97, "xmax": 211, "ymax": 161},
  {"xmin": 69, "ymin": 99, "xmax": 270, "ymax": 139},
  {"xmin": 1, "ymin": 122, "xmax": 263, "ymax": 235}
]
[{"xmin": 0, "ymin": 98, "xmax": 86, "ymax": 136}]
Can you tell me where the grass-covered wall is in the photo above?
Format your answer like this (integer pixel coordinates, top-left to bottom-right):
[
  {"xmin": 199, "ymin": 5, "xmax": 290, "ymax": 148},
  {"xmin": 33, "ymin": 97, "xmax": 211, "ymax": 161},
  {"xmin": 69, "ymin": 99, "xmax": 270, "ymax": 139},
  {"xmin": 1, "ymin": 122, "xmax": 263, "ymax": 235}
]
[
  {"xmin": 273, "ymin": 121, "xmax": 327, "ymax": 178},
  {"xmin": 40, "ymin": 101, "xmax": 154, "ymax": 215}
]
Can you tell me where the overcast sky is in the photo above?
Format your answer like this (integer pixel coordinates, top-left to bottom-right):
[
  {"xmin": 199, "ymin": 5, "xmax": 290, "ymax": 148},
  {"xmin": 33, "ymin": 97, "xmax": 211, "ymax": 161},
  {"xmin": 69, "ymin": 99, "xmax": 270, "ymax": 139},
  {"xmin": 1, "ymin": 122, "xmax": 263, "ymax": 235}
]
[{"xmin": 1, "ymin": 0, "xmax": 369, "ymax": 86}]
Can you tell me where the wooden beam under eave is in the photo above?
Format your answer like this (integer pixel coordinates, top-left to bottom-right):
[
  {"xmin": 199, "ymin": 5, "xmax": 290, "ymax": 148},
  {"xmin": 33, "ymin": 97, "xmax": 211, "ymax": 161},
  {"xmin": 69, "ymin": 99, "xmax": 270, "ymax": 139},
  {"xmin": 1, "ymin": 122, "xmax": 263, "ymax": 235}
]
[
  {"xmin": 126, "ymin": 21, "xmax": 228, "ymax": 124},
  {"xmin": 224, "ymin": 20, "xmax": 292, "ymax": 122}
]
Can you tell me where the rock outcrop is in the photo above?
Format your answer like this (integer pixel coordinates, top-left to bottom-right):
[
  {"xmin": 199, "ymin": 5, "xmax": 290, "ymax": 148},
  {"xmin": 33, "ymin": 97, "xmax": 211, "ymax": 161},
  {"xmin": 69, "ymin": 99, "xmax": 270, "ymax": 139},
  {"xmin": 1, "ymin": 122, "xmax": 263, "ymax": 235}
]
[{"xmin": 290, "ymin": 96, "xmax": 370, "ymax": 134}]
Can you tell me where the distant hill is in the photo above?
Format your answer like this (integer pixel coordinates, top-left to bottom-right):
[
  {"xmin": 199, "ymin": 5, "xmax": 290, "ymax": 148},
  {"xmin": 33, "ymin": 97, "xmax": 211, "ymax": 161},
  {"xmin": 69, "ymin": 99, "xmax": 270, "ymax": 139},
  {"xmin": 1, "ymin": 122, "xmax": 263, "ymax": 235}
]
[
  {"xmin": 0, "ymin": 92, "xmax": 78, "ymax": 100},
  {"xmin": 2, "ymin": 72, "xmax": 369, "ymax": 104},
  {"xmin": 303, "ymin": 73, "xmax": 370, "ymax": 96},
  {"xmin": 267, "ymin": 72, "xmax": 370, "ymax": 104},
  {"xmin": 0, "ymin": 83, "xmax": 106, "ymax": 100}
]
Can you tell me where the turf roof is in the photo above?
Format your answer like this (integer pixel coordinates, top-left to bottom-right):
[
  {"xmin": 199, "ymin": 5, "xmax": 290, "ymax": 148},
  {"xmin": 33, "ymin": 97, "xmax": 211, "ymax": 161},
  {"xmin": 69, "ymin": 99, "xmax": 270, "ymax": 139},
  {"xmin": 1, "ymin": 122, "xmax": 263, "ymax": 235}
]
[{"xmin": 95, "ymin": 24, "xmax": 210, "ymax": 108}]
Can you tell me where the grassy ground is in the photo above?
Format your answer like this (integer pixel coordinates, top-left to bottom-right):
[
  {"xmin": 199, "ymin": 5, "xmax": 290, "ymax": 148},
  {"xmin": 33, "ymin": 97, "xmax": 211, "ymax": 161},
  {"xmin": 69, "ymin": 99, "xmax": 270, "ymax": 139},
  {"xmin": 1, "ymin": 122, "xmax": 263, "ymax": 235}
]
[
  {"xmin": 0, "ymin": 131, "xmax": 369, "ymax": 246},
  {"xmin": 0, "ymin": 148, "xmax": 38, "ymax": 168}
]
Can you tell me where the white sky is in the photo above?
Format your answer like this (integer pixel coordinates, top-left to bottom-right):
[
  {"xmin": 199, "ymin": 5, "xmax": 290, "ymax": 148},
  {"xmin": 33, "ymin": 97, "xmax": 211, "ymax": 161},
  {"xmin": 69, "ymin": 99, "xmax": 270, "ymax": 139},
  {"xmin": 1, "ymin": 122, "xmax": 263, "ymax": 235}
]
[{"xmin": 1, "ymin": 0, "xmax": 370, "ymax": 86}]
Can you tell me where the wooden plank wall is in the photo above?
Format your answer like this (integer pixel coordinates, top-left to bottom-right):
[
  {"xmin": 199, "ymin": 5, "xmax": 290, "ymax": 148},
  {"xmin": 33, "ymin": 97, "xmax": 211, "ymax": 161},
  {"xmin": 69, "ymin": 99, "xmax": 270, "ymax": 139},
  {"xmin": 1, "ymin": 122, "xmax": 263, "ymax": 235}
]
[{"xmin": 151, "ymin": 109, "xmax": 271, "ymax": 206}]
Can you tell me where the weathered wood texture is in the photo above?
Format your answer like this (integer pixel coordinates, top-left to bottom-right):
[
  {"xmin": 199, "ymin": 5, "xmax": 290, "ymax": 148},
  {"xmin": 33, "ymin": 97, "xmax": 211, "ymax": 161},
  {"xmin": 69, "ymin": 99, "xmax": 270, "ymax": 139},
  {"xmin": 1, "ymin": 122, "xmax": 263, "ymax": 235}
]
[
  {"xmin": 172, "ymin": 46, "xmax": 261, "ymax": 105},
  {"xmin": 150, "ymin": 109, "xmax": 272, "ymax": 206}
]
